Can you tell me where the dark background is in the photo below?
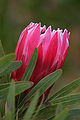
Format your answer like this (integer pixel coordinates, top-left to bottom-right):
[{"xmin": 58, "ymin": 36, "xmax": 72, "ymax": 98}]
[{"xmin": 0, "ymin": 0, "xmax": 80, "ymax": 91}]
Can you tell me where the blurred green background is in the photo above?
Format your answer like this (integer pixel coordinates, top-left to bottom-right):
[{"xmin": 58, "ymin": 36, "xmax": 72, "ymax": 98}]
[{"xmin": 0, "ymin": 0, "xmax": 80, "ymax": 90}]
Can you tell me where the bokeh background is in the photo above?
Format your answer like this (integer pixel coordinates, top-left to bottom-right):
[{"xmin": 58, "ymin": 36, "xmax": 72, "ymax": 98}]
[{"xmin": 0, "ymin": 0, "xmax": 80, "ymax": 91}]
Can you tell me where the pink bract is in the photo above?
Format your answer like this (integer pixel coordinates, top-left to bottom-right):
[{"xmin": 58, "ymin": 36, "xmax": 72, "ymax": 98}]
[{"xmin": 11, "ymin": 22, "xmax": 70, "ymax": 98}]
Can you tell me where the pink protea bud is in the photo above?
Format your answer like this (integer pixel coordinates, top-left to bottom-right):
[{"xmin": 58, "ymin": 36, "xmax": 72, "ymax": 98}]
[{"xmin": 11, "ymin": 22, "xmax": 70, "ymax": 99}]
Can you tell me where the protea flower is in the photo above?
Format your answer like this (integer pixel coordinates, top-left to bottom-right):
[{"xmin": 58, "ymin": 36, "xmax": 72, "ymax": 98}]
[{"xmin": 11, "ymin": 22, "xmax": 70, "ymax": 99}]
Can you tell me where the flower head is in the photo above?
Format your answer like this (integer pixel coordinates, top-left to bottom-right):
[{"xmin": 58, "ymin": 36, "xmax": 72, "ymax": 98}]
[{"xmin": 11, "ymin": 22, "xmax": 70, "ymax": 98}]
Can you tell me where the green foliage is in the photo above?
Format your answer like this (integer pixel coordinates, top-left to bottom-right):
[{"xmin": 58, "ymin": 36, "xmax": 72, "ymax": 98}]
[
  {"xmin": 23, "ymin": 91, "xmax": 39, "ymax": 120},
  {"xmin": 5, "ymin": 61, "xmax": 22, "ymax": 76},
  {"xmin": 53, "ymin": 108, "xmax": 69, "ymax": 120},
  {"xmin": 56, "ymin": 104, "xmax": 63, "ymax": 115},
  {"xmin": 22, "ymin": 48, "xmax": 38, "ymax": 81},
  {"xmin": 66, "ymin": 109, "xmax": 80, "ymax": 120},
  {"xmin": 0, "ymin": 53, "xmax": 22, "ymax": 77},
  {"xmin": 0, "ymin": 53, "xmax": 15, "ymax": 76},
  {"xmin": 0, "ymin": 40, "xmax": 4, "ymax": 57},
  {"xmin": 51, "ymin": 93, "xmax": 80, "ymax": 107},
  {"xmin": 0, "ymin": 44, "xmax": 80, "ymax": 120},
  {"xmin": 33, "ymin": 106, "xmax": 57, "ymax": 120},
  {"xmin": 5, "ymin": 81, "xmax": 15, "ymax": 120},
  {"xmin": 17, "ymin": 69, "xmax": 62, "ymax": 111},
  {"xmin": 0, "ymin": 81, "xmax": 33, "ymax": 100},
  {"xmin": 32, "ymin": 94, "xmax": 44, "ymax": 120},
  {"xmin": 47, "ymin": 78, "xmax": 80, "ymax": 102}
]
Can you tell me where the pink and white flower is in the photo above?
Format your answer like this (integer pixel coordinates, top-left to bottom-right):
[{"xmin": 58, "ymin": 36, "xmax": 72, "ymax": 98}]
[{"xmin": 11, "ymin": 22, "xmax": 70, "ymax": 98}]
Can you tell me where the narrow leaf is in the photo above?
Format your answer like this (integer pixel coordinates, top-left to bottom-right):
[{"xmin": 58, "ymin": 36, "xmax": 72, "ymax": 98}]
[
  {"xmin": 0, "ymin": 61, "xmax": 22, "ymax": 77},
  {"xmin": 22, "ymin": 48, "xmax": 38, "ymax": 81},
  {"xmin": 32, "ymin": 94, "xmax": 45, "ymax": 120},
  {"xmin": 56, "ymin": 104, "xmax": 63, "ymax": 115},
  {"xmin": 0, "ymin": 111, "xmax": 1, "ymax": 120},
  {"xmin": 15, "ymin": 81, "xmax": 33, "ymax": 95},
  {"xmin": 18, "ymin": 70, "xmax": 62, "ymax": 110},
  {"xmin": 23, "ymin": 91, "xmax": 39, "ymax": 120},
  {"xmin": 0, "ymin": 40, "xmax": 5, "ymax": 57},
  {"xmin": 33, "ymin": 106, "xmax": 57, "ymax": 120},
  {"xmin": 51, "ymin": 93, "xmax": 80, "ymax": 107},
  {"xmin": 5, "ymin": 81, "xmax": 15, "ymax": 120},
  {"xmin": 0, "ymin": 81, "xmax": 33, "ymax": 99},
  {"xmin": 0, "ymin": 53, "xmax": 15, "ymax": 77},
  {"xmin": 66, "ymin": 109, "xmax": 80, "ymax": 120},
  {"xmin": 53, "ymin": 108, "xmax": 69, "ymax": 120},
  {"xmin": 34, "ymin": 108, "xmax": 80, "ymax": 120},
  {"xmin": 47, "ymin": 78, "xmax": 80, "ymax": 102},
  {"xmin": 39, "ymin": 70, "xmax": 62, "ymax": 97},
  {"xmin": 5, "ymin": 61, "xmax": 22, "ymax": 75},
  {"xmin": 16, "ymin": 109, "xmax": 19, "ymax": 120}
]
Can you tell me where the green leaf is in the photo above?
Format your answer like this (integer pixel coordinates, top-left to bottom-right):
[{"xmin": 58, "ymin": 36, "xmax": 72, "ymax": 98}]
[
  {"xmin": 18, "ymin": 69, "xmax": 62, "ymax": 110},
  {"xmin": 40, "ymin": 108, "xmax": 80, "ymax": 120},
  {"xmin": 0, "ymin": 99, "xmax": 5, "ymax": 117},
  {"xmin": 0, "ymin": 81, "xmax": 33, "ymax": 99},
  {"xmin": 5, "ymin": 81, "xmax": 15, "ymax": 120},
  {"xmin": 0, "ymin": 40, "xmax": 5, "ymax": 57},
  {"xmin": 5, "ymin": 61, "xmax": 22, "ymax": 75},
  {"xmin": 0, "ymin": 111, "xmax": 1, "ymax": 120},
  {"xmin": 15, "ymin": 81, "xmax": 33, "ymax": 95},
  {"xmin": 47, "ymin": 78, "xmax": 80, "ymax": 102},
  {"xmin": 53, "ymin": 108, "xmax": 69, "ymax": 120},
  {"xmin": 32, "ymin": 94, "xmax": 44, "ymax": 120},
  {"xmin": 51, "ymin": 93, "xmax": 80, "ymax": 107},
  {"xmin": 5, "ymin": 106, "xmax": 12, "ymax": 120},
  {"xmin": 56, "ymin": 104, "xmax": 63, "ymax": 115},
  {"xmin": 33, "ymin": 106, "xmax": 57, "ymax": 120},
  {"xmin": 0, "ymin": 61, "xmax": 22, "ymax": 77},
  {"xmin": 0, "ymin": 82, "xmax": 12, "ymax": 90},
  {"xmin": 39, "ymin": 70, "xmax": 62, "ymax": 97},
  {"xmin": 22, "ymin": 48, "xmax": 38, "ymax": 81},
  {"xmin": 16, "ymin": 109, "xmax": 19, "ymax": 120},
  {"xmin": 23, "ymin": 91, "xmax": 39, "ymax": 120},
  {"xmin": 66, "ymin": 109, "xmax": 80, "ymax": 120},
  {"xmin": 0, "ymin": 53, "xmax": 15, "ymax": 77}
]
